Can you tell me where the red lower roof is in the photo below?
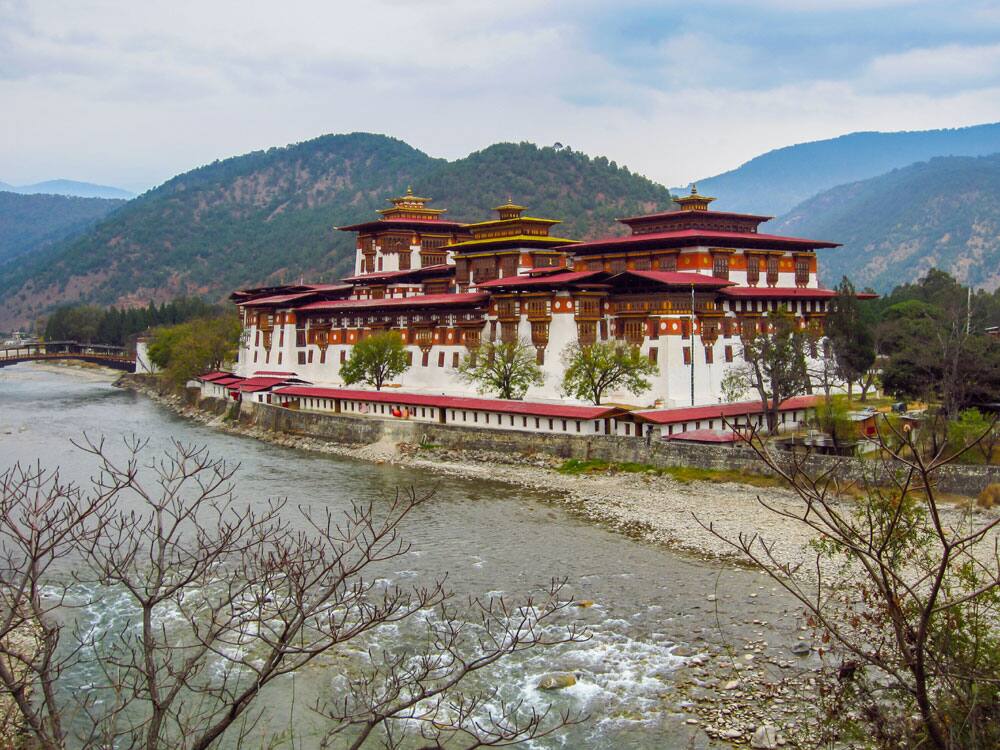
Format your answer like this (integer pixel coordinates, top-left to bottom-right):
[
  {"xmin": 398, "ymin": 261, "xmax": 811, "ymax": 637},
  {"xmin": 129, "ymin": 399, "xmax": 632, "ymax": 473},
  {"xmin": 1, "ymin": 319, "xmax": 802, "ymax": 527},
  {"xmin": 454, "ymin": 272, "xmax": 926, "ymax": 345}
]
[
  {"xmin": 342, "ymin": 264, "xmax": 453, "ymax": 284},
  {"xmin": 232, "ymin": 376, "xmax": 301, "ymax": 393},
  {"xmin": 198, "ymin": 371, "xmax": 235, "ymax": 382},
  {"xmin": 337, "ymin": 217, "xmax": 468, "ymax": 232},
  {"xmin": 274, "ymin": 386, "xmax": 626, "ymax": 420},
  {"xmin": 632, "ymin": 395, "xmax": 818, "ymax": 425},
  {"xmin": 722, "ymin": 287, "xmax": 837, "ymax": 299},
  {"xmin": 475, "ymin": 270, "xmax": 605, "ymax": 289},
  {"xmin": 297, "ymin": 292, "xmax": 488, "ymax": 313},
  {"xmin": 609, "ymin": 270, "xmax": 734, "ymax": 288},
  {"xmin": 570, "ymin": 228, "xmax": 839, "ymax": 253},
  {"xmin": 664, "ymin": 429, "xmax": 745, "ymax": 443},
  {"xmin": 241, "ymin": 291, "xmax": 318, "ymax": 307}
]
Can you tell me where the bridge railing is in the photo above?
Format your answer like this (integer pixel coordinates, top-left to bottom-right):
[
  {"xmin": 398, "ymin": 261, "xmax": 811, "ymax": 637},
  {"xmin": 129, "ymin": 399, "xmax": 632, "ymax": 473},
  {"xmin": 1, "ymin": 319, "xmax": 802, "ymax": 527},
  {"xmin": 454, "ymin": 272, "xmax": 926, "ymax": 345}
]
[{"xmin": 0, "ymin": 341, "xmax": 135, "ymax": 367}]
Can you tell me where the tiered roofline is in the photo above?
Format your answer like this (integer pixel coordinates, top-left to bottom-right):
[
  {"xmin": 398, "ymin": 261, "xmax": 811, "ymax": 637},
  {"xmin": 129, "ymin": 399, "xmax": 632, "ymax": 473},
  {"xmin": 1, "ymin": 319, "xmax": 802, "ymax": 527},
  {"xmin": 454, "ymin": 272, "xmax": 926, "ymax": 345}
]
[{"xmin": 230, "ymin": 184, "xmax": 860, "ymax": 410}]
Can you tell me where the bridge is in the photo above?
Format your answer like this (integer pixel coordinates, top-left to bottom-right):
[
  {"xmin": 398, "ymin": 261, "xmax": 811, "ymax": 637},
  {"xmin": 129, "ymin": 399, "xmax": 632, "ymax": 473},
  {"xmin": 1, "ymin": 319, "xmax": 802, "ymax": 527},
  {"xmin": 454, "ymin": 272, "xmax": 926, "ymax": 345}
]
[{"xmin": 0, "ymin": 341, "xmax": 135, "ymax": 371}]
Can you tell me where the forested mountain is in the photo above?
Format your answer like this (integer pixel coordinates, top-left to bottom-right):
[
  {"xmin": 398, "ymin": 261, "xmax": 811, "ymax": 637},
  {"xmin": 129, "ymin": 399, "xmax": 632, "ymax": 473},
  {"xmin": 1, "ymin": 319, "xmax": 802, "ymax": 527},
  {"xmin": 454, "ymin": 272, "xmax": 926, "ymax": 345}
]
[
  {"xmin": 0, "ymin": 191, "xmax": 125, "ymax": 267},
  {"xmin": 3, "ymin": 179, "xmax": 135, "ymax": 199},
  {"xmin": 772, "ymin": 154, "xmax": 1000, "ymax": 293},
  {"xmin": 0, "ymin": 133, "xmax": 670, "ymax": 329},
  {"xmin": 694, "ymin": 122, "xmax": 1000, "ymax": 216}
]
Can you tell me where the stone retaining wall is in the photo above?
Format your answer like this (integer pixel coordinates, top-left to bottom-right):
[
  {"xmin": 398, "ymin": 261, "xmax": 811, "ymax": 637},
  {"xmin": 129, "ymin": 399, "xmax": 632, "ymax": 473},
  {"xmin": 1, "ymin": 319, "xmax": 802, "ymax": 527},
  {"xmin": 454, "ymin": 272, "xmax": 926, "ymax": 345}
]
[{"xmin": 234, "ymin": 400, "xmax": 1000, "ymax": 497}]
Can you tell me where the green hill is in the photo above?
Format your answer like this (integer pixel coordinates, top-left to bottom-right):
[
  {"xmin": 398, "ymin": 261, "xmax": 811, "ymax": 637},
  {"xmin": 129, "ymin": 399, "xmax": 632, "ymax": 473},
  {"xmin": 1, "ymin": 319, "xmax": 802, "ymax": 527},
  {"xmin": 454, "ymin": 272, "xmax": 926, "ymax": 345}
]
[
  {"xmin": 771, "ymin": 154, "xmax": 1000, "ymax": 292},
  {"xmin": 0, "ymin": 191, "xmax": 125, "ymax": 267},
  {"xmin": 694, "ymin": 122, "xmax": 1000, "ymax": 216},
  {"xmin": 0, "ymin": 133, "xmax": 670, "ymax": 329}
]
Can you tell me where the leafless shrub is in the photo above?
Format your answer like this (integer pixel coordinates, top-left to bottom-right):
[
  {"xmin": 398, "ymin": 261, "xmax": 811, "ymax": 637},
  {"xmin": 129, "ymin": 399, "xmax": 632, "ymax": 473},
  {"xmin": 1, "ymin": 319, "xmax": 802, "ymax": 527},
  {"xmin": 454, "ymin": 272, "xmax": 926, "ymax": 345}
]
[
  {"xmin": 697, "ymin": 418, "xmax": 1000, "ymax": 749},
  {"xmin": 0, "ymin": 436, "xmax": 587, "ymax": 749}
]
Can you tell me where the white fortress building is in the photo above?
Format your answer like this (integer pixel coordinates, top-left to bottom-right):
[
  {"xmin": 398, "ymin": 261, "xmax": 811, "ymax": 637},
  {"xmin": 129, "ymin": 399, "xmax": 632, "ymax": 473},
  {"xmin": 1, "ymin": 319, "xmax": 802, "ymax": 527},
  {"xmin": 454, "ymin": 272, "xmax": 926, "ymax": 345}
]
[{"xmin": 229, "ymin": 186, "xmax": 843, "ymax": 411}]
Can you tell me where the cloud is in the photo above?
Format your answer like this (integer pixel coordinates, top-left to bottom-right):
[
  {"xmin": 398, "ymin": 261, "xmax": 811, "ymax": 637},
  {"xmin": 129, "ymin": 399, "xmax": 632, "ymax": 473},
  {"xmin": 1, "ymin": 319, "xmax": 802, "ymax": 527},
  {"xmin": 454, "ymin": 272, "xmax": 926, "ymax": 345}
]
[
  {"xmin": 2, "ymin": 0, "xmax": 1000, "ymax": 191},
  {"xmin": 865, "ymin": 43, "xmax": 1000, "ymax": 92}
]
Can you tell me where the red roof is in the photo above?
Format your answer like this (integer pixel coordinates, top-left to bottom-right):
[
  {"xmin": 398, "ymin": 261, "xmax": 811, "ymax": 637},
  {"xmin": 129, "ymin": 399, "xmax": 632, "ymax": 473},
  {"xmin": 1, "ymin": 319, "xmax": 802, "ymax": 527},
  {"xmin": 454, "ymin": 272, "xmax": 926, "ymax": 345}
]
[
  {"xmin": 569, "ymin": 229, "xmax": 839, "ymax": 254},
  {"xmin": 632, "ymin": 395, "xmax": 818, "ymax": 425},
  {"xmin": 664, "ymin": 429, "xmax": 745, "ymax": 444},
  {"xmin": 241, "ymin": 291, "xmax": 318, "ymax": 307},
  {"xmin": 274, "ymin": 386, "xmax": 626, "ymax": 420},
  {"xmin": 342, "ymin": 264, "xmax": 453, "ymax": 284},
  {"xmin": 721, "ymin": 287, "xmax": 837, "ymax": 299},
  {"xmin": 338, "ymin": 217, "xmax": 468, "ymax": 232},
  {"xmin": 198, "ymin": 371, "xmax": 234, "ymax": 382},
  {"xmin": 297, "ymin": 292, "xmax": 489, "ymax": 313},
  {"xmin": 302, "ymin": 283, "xmax": 353, "ymax": 292},
  {"xmin": 475, "ymin": 270, "xmax": 605, "ymax": 289},
  {"xmin": 609, "ymin": 270, "xmax": 734, "ymax": 288},
  {"xmin": 232, "ymin": 377, "xmax": 297, "ymax": 393},
  {"xmin": 619, "ymin": 209, "xmax": 772, "ymax": 224},
  {"xmin": 253, "ymin": 370, "xmax": 298, "ymax": 376},
  {"xmin": 213, "ymin": 376, "xmax": 244, "ymax": 386}
]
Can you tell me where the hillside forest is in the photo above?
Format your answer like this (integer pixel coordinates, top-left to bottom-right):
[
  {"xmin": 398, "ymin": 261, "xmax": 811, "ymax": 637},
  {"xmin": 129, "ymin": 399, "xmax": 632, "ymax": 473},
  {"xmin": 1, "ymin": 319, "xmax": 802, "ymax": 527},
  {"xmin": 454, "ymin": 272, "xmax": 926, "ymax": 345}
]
[{"xmin": 0, "ymin": 134, "xmax": 670, "ymax": 330}]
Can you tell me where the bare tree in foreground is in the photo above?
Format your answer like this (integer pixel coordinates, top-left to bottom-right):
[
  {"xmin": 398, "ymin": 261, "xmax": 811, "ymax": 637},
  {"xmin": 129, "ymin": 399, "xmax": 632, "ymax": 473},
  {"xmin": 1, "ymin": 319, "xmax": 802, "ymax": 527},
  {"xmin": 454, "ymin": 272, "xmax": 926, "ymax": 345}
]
[
  {"xmin": 0, "ymin": 437, "xmax": 586, "ymax": 749},
  {"xmin": 699, "ymin": 417, "xmax": 1000, "ymax": 749}
]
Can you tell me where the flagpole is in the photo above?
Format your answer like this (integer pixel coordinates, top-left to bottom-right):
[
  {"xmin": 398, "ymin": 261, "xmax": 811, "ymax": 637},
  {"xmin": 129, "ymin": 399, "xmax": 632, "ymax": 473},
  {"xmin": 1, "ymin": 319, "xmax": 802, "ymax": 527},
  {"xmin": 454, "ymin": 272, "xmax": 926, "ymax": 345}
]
[{"xmin": 690, "ymin": 283, "xmax": 695, "ymax": 406}]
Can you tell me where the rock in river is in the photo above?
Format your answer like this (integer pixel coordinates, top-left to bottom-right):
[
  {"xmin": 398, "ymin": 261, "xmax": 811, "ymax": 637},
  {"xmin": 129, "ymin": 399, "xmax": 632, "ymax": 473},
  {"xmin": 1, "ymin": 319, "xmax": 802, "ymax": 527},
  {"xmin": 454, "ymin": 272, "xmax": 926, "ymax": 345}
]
[{"xmin": 537, "ymin": 672, "xmax": 578, "ymax": 690}]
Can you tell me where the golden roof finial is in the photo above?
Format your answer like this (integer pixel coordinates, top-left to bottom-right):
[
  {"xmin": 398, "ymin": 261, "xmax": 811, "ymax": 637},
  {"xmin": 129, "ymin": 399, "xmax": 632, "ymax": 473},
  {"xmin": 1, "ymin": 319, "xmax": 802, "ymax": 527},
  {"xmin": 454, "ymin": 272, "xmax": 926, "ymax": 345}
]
[
  {"xmin": 675, "ymin": 183, "xmax": 715, "ymax": 211},
  {"xmin": 406, "ymin": 186, "xmax": 413, "ymax": 196}
]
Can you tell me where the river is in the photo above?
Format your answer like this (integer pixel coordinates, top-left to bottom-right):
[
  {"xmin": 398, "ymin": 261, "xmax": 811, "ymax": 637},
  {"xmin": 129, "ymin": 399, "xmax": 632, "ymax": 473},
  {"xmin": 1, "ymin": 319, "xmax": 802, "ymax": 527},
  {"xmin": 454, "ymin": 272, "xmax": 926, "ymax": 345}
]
[{"xmin": 0, "ymin": 364, "xmax": 806, "ymax": 748}]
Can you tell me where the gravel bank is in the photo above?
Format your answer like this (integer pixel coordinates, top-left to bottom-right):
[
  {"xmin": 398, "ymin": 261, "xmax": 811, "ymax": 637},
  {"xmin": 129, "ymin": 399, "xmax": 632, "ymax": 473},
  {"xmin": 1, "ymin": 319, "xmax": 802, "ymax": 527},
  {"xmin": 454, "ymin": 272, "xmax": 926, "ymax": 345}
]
[{"xmin": 123, "ymin": 380, "xmax": 997, "ymax": 581}]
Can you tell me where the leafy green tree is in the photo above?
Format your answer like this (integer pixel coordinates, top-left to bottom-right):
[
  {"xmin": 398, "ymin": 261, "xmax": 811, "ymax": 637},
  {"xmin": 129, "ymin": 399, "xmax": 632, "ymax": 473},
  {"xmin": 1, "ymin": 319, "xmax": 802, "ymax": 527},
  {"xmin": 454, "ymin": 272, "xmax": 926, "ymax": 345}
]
[
  {"xmin": 740, "ymin": 307, "xmax": 811, "ymax": 433},
  {"xmin": 457, "ymin": 340, "xmax": 544, "ymax": 400},
  {"xmin": 879, "ymin": 298, "xmax": 1000, "ymax": 417},
  {"xmin": 826, "ymin": 277, "xmax": 876, "ymax": 399},
  {"xmin": 340, "ymin": 331, "xmax": 409, "ymax": 391},
  {"xmin": 147, "ymin": 313, "xmax": 241, "ymax": 387},
  {"xmin": 560, "ymin": 341, "xmax": 658, "ymax": 405},
  {"xmin": 720, "ymin": 366, "xmax": 753, "ymax": 403},
  {"xmin": 816, "ymin": 396, "xmax": 856, "ymax": 448},
  {"xmin": 42, "ymin": 297, "xmax": 224, "ymax": 346},
  {"xmin": 947, "ymin": 408, "xmax": 999, "ymax": 464}
]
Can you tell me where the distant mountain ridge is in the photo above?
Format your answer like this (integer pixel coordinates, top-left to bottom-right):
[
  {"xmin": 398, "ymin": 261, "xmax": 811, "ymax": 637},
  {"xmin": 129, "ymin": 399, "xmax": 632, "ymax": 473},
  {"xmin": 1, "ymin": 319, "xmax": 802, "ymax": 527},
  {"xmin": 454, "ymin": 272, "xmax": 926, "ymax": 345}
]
[
  {"xmin": 1, "ymin": 179, "xmax": 135, "ymax": 200},
  {"xmin": 0, "ymin": 133, "xmax": 670, "ymax": 329},
  {"xmin": 770, "ymin": 154, "xmax": 1000, "ymax": 292},
  {"xmin": 693, "ymin": 122, "xmax": 1000, "ymax": 216},
  {"xmin": 0, "ymin": 191, "xmax": 125, "ymax": 269}
]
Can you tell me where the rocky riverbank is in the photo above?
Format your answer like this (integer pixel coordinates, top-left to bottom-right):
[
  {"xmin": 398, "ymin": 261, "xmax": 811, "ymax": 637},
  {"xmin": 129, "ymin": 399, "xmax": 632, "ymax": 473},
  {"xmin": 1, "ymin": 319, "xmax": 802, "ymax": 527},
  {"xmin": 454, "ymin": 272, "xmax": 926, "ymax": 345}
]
[
  {"xmin": 120, "ymin": 380, "xmax": 846, "ymax": 747},
  {"xmin": 117, "ymin": 376, "xmax": 997, "ymax": 580},
  {"xmin": 115, "ymin": 376, "xmax": 999, "ymax": 749},
  {"xmin": 0, "ymin": 607, "xmax": 41, "ymax": 749}
]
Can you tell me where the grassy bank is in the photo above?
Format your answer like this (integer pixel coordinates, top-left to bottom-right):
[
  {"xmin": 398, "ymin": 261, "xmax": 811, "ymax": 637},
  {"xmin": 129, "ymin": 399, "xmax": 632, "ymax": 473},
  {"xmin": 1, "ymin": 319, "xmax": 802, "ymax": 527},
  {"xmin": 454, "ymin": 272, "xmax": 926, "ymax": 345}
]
[{"xmin": 556, "ymin": 458, "xmax": 785, "ymax": 488}]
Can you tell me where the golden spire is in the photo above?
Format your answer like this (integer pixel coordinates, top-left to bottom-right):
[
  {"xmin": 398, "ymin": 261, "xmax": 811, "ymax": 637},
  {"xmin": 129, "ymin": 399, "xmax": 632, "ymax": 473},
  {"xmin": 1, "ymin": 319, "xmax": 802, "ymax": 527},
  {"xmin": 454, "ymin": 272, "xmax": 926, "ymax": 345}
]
[{"xmin": 675, "ymin": 183, "xmax": 715, "ymax": 212}]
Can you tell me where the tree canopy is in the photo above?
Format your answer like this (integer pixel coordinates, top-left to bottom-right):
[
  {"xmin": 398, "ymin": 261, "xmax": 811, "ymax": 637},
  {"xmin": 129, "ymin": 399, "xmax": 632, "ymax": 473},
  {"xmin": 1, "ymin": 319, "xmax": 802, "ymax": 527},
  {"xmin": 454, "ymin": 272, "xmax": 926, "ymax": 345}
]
[
  {"xmin": 738, "ymin": 307, "xmax": 811, "ymax": 433},
  {"xmin": 339, "ymin": 331, "xmax": 410, "ymax": 391},
  {"xmin": 44, "ymin": 298, "xmax": 224, "ymax": 346},
  {"xmin": 457, "ymin": 340, "xmax": 544, "ymax": 400},
  {"xmin": 560, "ymin": 341, "xmax": 658, "ymax": 405},
  {"xmin": 146, "ymin": 312, "xmax": 241, "ymax": 387}
]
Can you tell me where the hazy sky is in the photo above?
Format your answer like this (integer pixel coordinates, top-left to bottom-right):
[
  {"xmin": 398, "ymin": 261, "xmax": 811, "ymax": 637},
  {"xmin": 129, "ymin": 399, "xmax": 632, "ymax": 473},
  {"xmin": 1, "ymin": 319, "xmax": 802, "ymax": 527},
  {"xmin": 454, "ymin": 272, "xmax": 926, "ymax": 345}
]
[{"xmin": 3, "ymin": 0, "xmax": 1000, "ymax": 192}]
